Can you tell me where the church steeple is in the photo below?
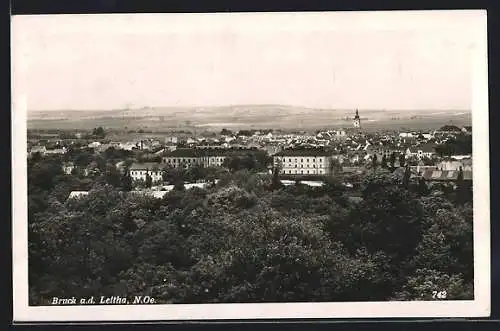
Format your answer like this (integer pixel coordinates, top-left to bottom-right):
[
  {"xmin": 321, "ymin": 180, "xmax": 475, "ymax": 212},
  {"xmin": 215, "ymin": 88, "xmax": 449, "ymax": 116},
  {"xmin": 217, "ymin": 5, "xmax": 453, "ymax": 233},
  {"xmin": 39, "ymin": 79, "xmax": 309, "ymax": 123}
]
[{"xmin": 353, "ymin": 109, "xmax": 361, "ymax": 128}]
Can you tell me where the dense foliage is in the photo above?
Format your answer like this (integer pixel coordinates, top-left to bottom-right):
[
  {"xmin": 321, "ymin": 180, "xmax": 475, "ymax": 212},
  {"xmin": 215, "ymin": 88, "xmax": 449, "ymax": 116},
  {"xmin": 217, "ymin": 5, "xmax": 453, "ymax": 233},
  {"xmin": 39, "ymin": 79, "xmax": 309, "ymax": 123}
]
[{"xmin": 28, "ymin": 155, "xmax": 473, "ymax": 304}]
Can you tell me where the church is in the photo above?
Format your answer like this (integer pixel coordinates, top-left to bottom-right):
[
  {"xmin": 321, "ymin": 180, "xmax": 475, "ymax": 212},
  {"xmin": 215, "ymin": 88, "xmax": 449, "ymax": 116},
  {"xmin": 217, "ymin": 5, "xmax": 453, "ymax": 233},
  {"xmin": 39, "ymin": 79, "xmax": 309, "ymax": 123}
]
[{"xmin": 353, "ymin": 109, "xmax": 361, "ymax": 128}]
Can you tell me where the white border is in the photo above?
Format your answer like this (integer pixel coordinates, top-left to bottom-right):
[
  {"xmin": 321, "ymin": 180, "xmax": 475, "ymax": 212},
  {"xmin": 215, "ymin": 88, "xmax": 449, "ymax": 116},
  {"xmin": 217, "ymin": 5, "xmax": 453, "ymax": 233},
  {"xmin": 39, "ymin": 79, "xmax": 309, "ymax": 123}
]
[{"xmin": 12, "ymin": 10, "xmax": 490, "ymax": 322}]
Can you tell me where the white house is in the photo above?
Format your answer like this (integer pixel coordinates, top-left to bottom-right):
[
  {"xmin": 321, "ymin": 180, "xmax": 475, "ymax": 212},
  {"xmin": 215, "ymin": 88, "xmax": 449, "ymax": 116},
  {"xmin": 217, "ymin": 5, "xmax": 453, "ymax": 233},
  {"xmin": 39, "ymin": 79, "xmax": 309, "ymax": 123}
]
[
  {"xmin": 62, "ymin": 162, "xmax": 75, "ymax": 175},
  {"xmin": 129, "ymin": 163, "xmax": 164, "ymax": 183},
  {"xmin": 273, "ymin": 149, "xmax": 333, "ymax": 176},
  {"xmin": 67, "ymin": 191, "xmax": 89, "ymax": 200},
  {"xmin": 437, "ymin": 158, "xmax": 472, "ymax": 171},
  {"xmin": 406, "ymin": 144, "xmax": 437, "ymax": 159}
]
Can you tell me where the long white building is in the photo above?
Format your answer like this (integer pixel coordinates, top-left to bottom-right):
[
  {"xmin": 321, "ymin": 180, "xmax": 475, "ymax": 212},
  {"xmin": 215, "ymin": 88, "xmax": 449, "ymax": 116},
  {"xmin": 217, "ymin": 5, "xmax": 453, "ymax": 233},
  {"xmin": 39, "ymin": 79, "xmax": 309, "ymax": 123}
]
[
  {"xmin": 273, "ymin": 149, "xmax": 334, "ymax": 176},
  {"xmin": 129, "ymin": 163, "xmax": 164, "ymax": 183},
  {"xmin": 162, "ymin": 148, "xmax": 260, "ymax": 169}
]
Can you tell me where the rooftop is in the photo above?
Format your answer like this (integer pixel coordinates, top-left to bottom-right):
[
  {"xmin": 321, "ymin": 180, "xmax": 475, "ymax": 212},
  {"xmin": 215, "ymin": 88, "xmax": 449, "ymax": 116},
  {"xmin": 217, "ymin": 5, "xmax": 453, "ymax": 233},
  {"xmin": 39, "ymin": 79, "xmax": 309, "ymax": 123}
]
[
  {"xmin": 274, "ymin": 148, "xmax": 333, "ymax": 157},
  {"xmin": 164, "ymin": 148, "xmax": 260, "ymax": 158},
  {"xmin": 421, "ymin": 169, "xmax": 472, "ymax": 181},
  {"xmin": 409, "ymin": 143, "xmax": 437, "ymax": 153},
  {"xmin": 129, "ymin": 162, "xmax": 165, "ymax": 170}
]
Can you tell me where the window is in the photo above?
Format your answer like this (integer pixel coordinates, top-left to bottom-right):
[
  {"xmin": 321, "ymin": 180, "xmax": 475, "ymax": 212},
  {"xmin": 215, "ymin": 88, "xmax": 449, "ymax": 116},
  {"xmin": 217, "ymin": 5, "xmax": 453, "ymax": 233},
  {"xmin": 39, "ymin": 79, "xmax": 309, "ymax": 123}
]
[
  {"xmin": 313, "ymin": 165, "xmax": 316, "ymax": 168},
  {"xmin": 307, "ymin": 159, "xmax": 309, "ymax": 162},
  {"xmin": 301, "ymin": 170, "xmax": 303, "ymax": 174},
  {"xmin": 295, "ymin": 165, "xmax": 297, "ymax": 168},
  {"xmin": 301, "ymin": 159, "xmax": 303, "ymax": 162},
  {"xmin": 301, "ymin": 165, "xmax": 303, "ymax": 168},
  {"xmin": 313, "ymin": 159, "xmax": 316, "ymax": 162},
  {"xmin": 307, "ymin": 170, "xmax": 309, "ymax": 174},
  {"xmin": 289, "ymin": 158, "xmax": 292, "ymax": 162}
]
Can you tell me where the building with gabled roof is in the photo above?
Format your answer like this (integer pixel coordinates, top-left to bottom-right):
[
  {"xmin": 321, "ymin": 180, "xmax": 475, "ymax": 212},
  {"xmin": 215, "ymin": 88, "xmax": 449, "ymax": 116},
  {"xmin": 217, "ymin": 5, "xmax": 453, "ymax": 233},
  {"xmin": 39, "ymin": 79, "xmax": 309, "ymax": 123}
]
[
  {"xmin": 421, "ymin": 169, "xmax": 472, "ymax": 182},
  {"xmin": 129, "ymin": 162, "xmax": 165, "ymax": 182},
  {"xmin": 406, "ymin": 143, "xmax": 437, "ymax": 159},
  {"xmin": 273, "ymin": 148, "xmax": 334, "ymax": 176}
]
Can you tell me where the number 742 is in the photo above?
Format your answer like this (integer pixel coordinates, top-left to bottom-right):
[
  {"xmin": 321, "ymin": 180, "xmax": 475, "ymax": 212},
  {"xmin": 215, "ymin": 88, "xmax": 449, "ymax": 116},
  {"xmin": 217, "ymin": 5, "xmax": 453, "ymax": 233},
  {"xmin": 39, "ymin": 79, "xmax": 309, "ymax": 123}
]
[{"xmin": 432, "ymin": 290, "xmax": 447, "ymax": 299}]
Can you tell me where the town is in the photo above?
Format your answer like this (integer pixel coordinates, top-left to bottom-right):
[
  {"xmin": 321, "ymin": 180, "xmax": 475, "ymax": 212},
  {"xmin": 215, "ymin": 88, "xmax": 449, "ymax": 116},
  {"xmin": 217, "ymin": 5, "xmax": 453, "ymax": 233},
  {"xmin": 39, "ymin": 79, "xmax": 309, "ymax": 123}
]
[
  {"xmin": 27, "ymin": 109, "xmax": 473, "ymax": 201},
  {"xmin": 27, "ymin": 109, "xmax": 475, "ymax": 305}
]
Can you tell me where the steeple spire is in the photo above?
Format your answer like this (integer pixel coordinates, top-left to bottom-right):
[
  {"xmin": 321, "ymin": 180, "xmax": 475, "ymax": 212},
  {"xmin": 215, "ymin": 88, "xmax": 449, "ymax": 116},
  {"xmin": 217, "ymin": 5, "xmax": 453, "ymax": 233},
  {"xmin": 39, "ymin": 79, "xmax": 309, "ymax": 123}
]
[{"xmin": 353, "ymin": 109, "xmax": 361, "ymax": 128}]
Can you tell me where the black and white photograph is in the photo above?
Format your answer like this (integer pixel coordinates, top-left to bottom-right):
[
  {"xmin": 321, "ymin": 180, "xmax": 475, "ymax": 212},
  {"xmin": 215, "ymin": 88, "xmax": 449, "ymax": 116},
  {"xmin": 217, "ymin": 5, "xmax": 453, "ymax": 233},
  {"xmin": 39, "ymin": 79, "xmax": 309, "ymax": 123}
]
[{"xmin": 12, "ymin": 10, "xmax": 490, "ymax": 321}]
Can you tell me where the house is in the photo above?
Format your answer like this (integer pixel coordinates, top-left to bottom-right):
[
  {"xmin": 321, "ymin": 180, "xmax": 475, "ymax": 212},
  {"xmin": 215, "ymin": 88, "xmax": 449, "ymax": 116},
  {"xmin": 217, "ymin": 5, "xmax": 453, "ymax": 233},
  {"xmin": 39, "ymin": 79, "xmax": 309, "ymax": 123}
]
[
  {"xmin": 164, "ymin": 144, "xmax": 177, "ymax": 152},
  {"xmin": 129, "ymin": 163, "xmax": 165, "ymax": 183},
  {"xmin": 44, "ymin": 146, "xmax": 67, "ymax": 155},
  {"xmin": 437, "ymin": 159, "xmax": 472, "ymax": 171},
  {"xmin": 29, "ymin": 146, "xmax": 47, "ymax": 156},
  {"xmin": 273, "ymin": 149, "xmax": 333, "ymax": 176},
  {"xmin": 67, "ymin": 191, "xmax": 89, "ymax": 200},
  {"xmin": 379, "ymin": 147, "xmax": 405, "ymax": 158},
  {"xmin": 88, "ymin": 141, "xmax": 101, "ymax": 148},
  {"xmin": 421, "ymin": 169, "xmax": 473, "ymax": 182},
  {"xmin": 162, "ymin": 148, "xmax": 228, "ymax": 169},
  {"xmin": 115, "ymin": 161, "xmax": 127, "ymax": 174},
  {"xmin": 399, "ymin": 132, "xmax": 414, "ymax": 138},
  {"xmin": 165, "ymin": 136, "xmax": 178, "ymax": 144},
  {"xmin": 129, "ymin": 190, "xmax": 170, "ymax": 199},
  {"xmin": 62, "ymin": 162, "xmax": 75, "ymax": 175},
  {"xmin": 406, "ymin": 143, "xmax": 437, "ymax": 159},
  {"xmin": 119, "ymin": 142, "xmax": 138, "ymax": 151}
]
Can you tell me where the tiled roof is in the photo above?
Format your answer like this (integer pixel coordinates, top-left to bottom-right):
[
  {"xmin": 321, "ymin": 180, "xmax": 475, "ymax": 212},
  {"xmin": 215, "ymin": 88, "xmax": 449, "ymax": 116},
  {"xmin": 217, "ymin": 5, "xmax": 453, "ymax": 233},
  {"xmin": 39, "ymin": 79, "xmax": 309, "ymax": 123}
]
[
  {"xmin": 409, "ymin": 144, "xmax": 437, "ymax": 153},
  {"xmin": 274, "ymin": 148, "xmax": 332, "ymax": 157},
  {"xmin": 164, "ymin": 148, "xmax": 258, "ymax": 158},
  {"xmin": 129, "ymin": 162, "xmax": 165, "ymax": 170},
  {"xmin": 67, "ymin": 191, "xmax": 89, "ymax": 199}
]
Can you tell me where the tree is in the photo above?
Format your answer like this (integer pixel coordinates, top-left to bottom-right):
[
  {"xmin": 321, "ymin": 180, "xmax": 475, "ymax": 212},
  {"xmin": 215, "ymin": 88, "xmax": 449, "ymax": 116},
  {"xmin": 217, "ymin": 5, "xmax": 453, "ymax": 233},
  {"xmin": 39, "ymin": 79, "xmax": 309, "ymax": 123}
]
[
  {"xmin": 348, "ymin": 174, "xmax": 426, "ymax": 264},
  {"xmin": 103, "ymin": 163, "xmax": 122, "ymax": 188},
  {"xmin": 120, "ymin": 171, "xmax": 133, "ymax": 191},
  {"xmin": 173, "ymin": 177, "xmax": 185, "ymax": 191},
  {"xmin": 393, "ymin": 269, "xmax": 472, "ymax": 300},
  {"xmin": 402, "ymin": 166, "xmax": 411, "ymax": 188},
  {"xmin": 399, "ymin": 154, "xmax": 406, "ymax": 167},
  {"xmin": 92, "ymin": 127, "xmax": 106, "ymax": 139},
  {"xmin": 371, "ymin": 154, "xmax": 378, "ymax": 171},
  {"xmin": 381, "ymin": 154, "xmax": 387, "ymax": 169},
  {"xmin": 220, "ymin": 128, "xmax": 233, "ymax": 136},
  {"xmin": 145, "ymin": 171, "xmax": 153, "ymax": 188},
  {"xmin": 417, "ymin": 177, "xmax": 429, "ymax": 196},
  {"xmin": 272, "ymin": 160, "xmax": 283, "ymax": 190},
  {"xmin": 389, "ymin": 152, "xmax": 396, "ymax": 169},
  {"xmin": 329, "ymin": 158, "xmax": 342, "ymax": 177},
  {"xmin": 455, "ymin": 167, "xmax": 471, "ymax": 205},
  {"xmin": 186, "ymin": 164, "xmax": 207, "ymax": 183}
]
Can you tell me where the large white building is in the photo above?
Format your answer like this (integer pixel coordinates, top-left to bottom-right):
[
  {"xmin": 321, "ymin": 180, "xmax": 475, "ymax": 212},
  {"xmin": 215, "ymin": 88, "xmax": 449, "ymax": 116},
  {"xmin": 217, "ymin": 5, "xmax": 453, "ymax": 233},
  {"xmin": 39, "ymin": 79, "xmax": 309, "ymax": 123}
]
[
  {"xmin": 406, "ymin": 143, "xmax": 437, "ymax": 159},
  {"xmin": 273, "ymin": 149, "xmax": 334, "ymax": 176},
  {"xmin": 162, "ymin": 149, "xmax": 227, "ymax": 169},
  {"xmin": 162, "ymin": 148, "xmax": 259, "ymax": 169},
  {"xmin": 129, "ymin": 163, "xmax": 164, "ymax": 183}
]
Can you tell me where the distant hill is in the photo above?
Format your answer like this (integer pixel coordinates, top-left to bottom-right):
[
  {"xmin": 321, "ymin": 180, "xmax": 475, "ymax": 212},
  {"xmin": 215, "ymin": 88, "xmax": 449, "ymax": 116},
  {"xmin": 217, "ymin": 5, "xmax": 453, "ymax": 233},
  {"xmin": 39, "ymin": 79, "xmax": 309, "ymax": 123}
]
[{"xmin": 27, "ymin": 105, "xmax": 471, "ymax": 131}]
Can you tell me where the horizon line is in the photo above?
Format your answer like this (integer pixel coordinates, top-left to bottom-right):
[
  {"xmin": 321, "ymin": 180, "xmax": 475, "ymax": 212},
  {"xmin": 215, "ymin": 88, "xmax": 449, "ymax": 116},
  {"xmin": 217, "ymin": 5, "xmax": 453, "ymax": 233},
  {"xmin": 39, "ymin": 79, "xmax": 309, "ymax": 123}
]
[{"xmin": 27, "ymin": 104, "xmax": 472, "ymax": 113}]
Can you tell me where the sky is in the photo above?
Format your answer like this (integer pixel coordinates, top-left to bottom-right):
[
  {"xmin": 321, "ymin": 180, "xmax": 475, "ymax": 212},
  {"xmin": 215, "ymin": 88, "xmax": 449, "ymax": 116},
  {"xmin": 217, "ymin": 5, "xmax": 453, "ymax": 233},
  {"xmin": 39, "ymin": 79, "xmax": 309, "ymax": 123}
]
[{"xmin": 11, "ymin": 10, "xmax": 485, "ymax": 111}]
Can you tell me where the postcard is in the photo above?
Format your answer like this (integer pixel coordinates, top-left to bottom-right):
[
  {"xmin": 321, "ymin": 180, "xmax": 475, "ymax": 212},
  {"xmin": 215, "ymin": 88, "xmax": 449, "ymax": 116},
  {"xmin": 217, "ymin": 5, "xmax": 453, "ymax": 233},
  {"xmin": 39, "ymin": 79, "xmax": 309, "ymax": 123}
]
[{"xmin": 11, "ymin": 10, "xmax": 490, "ymax": 322}]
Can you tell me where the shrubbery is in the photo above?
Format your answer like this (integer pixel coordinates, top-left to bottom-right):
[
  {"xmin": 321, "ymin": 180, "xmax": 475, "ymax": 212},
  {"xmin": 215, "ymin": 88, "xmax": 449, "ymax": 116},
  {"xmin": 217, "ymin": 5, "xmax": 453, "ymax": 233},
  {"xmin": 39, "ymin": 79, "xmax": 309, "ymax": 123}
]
[{"xmin": 28, "ymin": 156, "xmax": 474, "ymax": 304}]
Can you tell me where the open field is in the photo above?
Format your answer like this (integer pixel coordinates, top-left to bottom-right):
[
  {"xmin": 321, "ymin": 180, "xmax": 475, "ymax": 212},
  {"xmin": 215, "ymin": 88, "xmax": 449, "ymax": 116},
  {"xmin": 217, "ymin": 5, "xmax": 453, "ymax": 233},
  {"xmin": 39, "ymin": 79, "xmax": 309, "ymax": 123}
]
[{"xmin": 27, "ymin": 105, "xmax": 472, "ymax": 132}]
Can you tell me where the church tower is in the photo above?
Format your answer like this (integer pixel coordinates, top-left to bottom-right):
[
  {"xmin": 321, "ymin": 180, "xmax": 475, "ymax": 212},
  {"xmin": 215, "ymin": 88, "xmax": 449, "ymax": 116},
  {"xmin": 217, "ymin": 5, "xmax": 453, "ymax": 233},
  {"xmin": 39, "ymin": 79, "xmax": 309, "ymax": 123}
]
[{"xmin": 353, "ymin": 109, "xmax": 361, "ymax": 128}]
